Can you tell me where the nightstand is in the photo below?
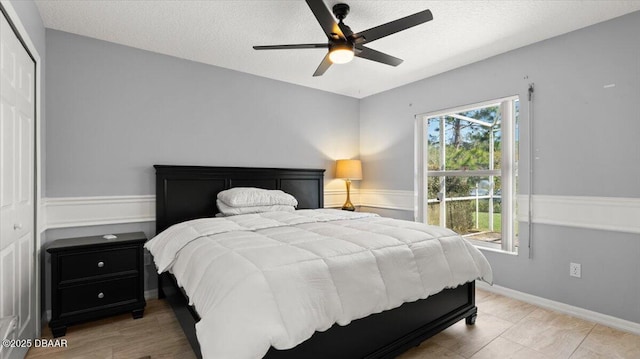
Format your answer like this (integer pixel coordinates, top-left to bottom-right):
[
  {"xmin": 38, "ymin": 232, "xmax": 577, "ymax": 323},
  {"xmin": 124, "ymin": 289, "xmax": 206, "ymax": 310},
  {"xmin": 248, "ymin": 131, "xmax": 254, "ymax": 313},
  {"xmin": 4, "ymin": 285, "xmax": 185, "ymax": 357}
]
[{"xmin": 47, "ymin": 232, "xmax": 147, "ymax": 337}]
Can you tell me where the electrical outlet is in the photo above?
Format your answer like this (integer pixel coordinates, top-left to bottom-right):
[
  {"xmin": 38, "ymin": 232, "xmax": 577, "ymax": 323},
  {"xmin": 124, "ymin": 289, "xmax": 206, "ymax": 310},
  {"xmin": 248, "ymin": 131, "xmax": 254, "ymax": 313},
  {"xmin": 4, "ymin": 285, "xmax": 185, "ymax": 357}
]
[{"xmin": 570, "ymin": 262, "xmax": 581, "ymax": 278}]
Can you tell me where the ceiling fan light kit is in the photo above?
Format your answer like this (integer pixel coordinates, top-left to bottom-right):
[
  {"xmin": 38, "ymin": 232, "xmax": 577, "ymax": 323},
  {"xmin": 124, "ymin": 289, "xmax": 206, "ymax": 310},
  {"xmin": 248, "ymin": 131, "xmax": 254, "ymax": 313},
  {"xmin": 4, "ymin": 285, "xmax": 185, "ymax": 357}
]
[
  {"xmin": 328, "ymin": 42, "xmax": 354, "ymax": 64},
  {"xmin": 253, "ymin": 0, "xmax": 433, "ymax": 76}
]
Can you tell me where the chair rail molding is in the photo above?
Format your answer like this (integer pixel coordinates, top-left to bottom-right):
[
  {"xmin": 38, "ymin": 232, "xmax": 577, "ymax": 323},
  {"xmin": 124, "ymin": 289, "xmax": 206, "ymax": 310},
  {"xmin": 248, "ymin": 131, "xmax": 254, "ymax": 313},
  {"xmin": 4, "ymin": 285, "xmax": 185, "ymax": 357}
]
[
  {"xmin": 44, "ymin": 195, "xmax": 156, "ymax": 229},
  {"xmin": 43, "ymin": 192, "xmax": 351, "ymax": 229},
  {"xmin": 42, "ymin": 193, "xmax": 640, "ymax": 235},
  {"xmin": 517, "ymin": 195, "xmax": 640, "ymax": 234},
  {"xmin": 359, "ymin": 189, "xmax": 415, "ymax": 211}
]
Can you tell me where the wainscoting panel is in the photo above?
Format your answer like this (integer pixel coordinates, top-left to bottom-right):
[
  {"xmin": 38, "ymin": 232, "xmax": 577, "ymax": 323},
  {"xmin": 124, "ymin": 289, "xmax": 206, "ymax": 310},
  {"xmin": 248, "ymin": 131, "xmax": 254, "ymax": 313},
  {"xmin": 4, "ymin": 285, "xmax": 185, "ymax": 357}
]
[
  {"xmin": 517, "ymin": 195, "xmax": 640, "ymax": 234},
  {"xmin": 45, "ymin": 195, "xmax": 155, "ymax": 229},
  {"xmin": 359, "ymin": 189, "xmax": 414, "ymax": 211},
  {"xmin": 43, "ymin": 193, "xmax": 640, "ymax": 235},
  {"xmin": 324, "ymin": 189, "xmax": 350, "ymax": 208}
]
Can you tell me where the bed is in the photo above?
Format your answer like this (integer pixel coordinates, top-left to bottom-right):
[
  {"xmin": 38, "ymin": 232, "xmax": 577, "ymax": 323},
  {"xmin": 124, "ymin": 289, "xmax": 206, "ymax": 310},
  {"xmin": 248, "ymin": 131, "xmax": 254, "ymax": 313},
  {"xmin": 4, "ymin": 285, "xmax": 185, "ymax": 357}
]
[{"xmin": 150, "ymin": 165, "xmax": 490, "ymax": 359}]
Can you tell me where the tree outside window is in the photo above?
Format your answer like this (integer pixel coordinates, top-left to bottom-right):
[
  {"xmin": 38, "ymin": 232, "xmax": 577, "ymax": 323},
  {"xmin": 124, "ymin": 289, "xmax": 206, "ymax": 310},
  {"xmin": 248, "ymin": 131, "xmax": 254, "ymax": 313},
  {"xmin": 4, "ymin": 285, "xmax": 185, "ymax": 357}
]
[{"xmin": 418, "ymin": 98, "xmax": 519, "ymax": 252}]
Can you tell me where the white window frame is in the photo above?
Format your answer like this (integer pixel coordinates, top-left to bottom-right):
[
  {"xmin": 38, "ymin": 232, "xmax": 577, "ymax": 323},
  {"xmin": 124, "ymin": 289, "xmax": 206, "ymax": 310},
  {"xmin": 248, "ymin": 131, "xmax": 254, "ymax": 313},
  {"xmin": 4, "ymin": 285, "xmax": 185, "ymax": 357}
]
[{"xmin": 414, "ymin": 96, "xmax": 518, "ymax": 253}]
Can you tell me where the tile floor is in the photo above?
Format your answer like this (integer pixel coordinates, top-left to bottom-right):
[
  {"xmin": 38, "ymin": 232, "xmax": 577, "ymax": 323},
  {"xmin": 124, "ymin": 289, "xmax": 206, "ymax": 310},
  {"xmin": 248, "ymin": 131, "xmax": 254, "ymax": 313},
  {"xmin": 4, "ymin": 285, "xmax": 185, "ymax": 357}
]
[
  {"xmin": 26, "ymin": 289, "xmax": 640, "ymax": 359},
  {"xmin": 399, "ymin": 290, "xmax": 640, "ymax": 359},
  {"xmin": 25, "ymin": 299, "xmax": 195, "ymax": 359}
]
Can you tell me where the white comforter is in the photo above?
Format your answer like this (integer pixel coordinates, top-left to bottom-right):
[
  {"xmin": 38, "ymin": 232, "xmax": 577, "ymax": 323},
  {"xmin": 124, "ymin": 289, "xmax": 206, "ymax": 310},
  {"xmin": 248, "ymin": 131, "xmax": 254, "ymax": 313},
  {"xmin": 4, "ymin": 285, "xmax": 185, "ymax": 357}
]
[{"xmin": 145, "ymin": 209, "xmax": 493, "ymax": 359}]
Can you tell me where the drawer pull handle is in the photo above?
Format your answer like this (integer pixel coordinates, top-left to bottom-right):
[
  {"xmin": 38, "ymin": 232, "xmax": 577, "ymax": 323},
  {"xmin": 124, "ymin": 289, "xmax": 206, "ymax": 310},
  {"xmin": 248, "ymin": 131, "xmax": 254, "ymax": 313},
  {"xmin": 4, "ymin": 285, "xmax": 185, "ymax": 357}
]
[
  {"xmin": 97, "ymin": 261, "xmax": 104, "ymax": 268},
  {"xmin": 98, "ymin": 292, "xmax": 104, "ymax": 299}
]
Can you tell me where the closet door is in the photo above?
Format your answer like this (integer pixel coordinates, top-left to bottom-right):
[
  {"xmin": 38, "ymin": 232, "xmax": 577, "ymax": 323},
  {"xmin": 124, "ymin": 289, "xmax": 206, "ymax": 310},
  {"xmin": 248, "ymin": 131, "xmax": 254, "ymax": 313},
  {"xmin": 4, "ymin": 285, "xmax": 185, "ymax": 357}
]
[{"xmin": 0, "ymin": 9, "xmax": 36, "ymax": 359}]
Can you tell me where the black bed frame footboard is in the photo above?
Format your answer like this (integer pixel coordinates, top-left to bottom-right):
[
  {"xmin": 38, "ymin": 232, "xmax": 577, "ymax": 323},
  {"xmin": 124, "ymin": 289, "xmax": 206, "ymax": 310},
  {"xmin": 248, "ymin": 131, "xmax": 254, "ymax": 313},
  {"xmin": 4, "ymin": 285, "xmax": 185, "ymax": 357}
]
[
  {"xmin": 160, "ymin": 272, "xmax": 476, "ymax": 359},
  {"xmin": 154, "ymin": 165, "xmax": 478, "ymax": 359}
]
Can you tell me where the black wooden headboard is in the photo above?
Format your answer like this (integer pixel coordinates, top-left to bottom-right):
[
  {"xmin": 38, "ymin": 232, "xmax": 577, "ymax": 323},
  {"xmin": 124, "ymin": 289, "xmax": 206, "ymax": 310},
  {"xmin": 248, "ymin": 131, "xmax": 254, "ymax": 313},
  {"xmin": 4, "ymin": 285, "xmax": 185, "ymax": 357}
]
[{"xmin": 154, "ymin": 165, "xmax": 325, "ymax": 233}]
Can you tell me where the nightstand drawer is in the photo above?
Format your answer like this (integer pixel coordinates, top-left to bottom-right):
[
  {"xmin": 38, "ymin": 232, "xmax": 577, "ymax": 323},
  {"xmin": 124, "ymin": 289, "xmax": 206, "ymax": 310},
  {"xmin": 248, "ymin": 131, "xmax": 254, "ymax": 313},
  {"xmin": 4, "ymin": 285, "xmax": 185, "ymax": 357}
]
[
  {"xmin": 48, "ymin": 232, "xmax": 146, "ymax": 337},
  {"xmin": 59, "ymin": 247, "xmax": 138, "ymax": 281},
  {"xmin": 59, "ymin": 276, "xmax": 139, "ymax": 315}
]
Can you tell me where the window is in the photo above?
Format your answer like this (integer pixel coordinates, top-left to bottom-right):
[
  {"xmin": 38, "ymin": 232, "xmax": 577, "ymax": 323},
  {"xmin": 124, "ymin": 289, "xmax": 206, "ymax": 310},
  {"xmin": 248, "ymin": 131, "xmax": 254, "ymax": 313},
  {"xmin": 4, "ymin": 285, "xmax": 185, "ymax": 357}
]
[{"xmin": 416, "ymin": 97, "xmax": 519, "ymax": 252}]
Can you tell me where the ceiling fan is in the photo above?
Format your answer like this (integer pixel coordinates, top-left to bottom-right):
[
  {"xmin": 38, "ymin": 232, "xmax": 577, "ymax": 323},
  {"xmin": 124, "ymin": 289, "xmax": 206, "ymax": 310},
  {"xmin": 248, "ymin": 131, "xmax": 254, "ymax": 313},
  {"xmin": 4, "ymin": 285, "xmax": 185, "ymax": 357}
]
[{"xmin": 253, "ymin": 0, "xmax": 433, "ymax": 76}]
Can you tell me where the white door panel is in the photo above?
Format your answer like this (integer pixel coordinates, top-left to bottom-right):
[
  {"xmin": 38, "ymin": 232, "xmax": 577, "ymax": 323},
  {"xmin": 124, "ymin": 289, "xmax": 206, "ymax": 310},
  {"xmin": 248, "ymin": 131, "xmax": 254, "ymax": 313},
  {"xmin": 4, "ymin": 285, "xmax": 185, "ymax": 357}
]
[
  {"xmin": 18, "ymin": 233, "xmax": 32, "ymax": 338},
  {"xmin": 0, "ymin": 243, "xmax": 16, "ymax": 324},
  {"xmin": 0, "ymin": 103, "xmax": 14, "ymax": 210},
  {"xmin": 0, "ymin": 243, "xmax": 17, "ymax": 359},
  {"xmin": 0, "ymin": 9, "xmax": 36, "ymax": 359}
]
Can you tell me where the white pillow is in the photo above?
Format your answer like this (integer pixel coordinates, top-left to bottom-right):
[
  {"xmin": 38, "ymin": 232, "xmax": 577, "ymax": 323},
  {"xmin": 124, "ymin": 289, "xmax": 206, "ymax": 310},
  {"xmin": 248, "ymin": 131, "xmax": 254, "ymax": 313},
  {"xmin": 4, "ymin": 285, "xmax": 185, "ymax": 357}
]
[
  {"xmin": 216, "ymin": 200, "xmax": 295, "ymax": 216},
  {"xmin": 217, "ymin": 187, "xmax": 298, "ymax": 207}
]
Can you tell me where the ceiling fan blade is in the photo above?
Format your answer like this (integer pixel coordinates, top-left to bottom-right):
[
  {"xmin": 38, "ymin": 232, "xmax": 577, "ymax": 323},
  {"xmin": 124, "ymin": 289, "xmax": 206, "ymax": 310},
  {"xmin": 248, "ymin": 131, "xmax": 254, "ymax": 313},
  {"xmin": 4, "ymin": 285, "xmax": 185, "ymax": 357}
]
[
  {"xmin": 253, "ymin": 44, "xmax": 328, "ymax": 50},
  {"xmin": 355, "ymin": 46, "xmax": 403, "ymax": 66},
  {"xmin": 305, "ymin": 0, "xmax": 345, "ymax": 40},
  {"xmin": 355, "ymin": 9, "xmax": 433, "ymax": 44},
  {"xmin": 313, "ymin": 53, "xmax": 332, "ymax": 76}
]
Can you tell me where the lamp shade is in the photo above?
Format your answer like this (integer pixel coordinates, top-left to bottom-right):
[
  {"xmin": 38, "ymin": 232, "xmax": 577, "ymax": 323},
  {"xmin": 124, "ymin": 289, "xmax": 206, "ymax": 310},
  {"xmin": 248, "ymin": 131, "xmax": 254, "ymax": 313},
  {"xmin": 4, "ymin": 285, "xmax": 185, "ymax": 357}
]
[{"xmin": 335, "ymin": 159, "xmax": 362, "ymax": 180}]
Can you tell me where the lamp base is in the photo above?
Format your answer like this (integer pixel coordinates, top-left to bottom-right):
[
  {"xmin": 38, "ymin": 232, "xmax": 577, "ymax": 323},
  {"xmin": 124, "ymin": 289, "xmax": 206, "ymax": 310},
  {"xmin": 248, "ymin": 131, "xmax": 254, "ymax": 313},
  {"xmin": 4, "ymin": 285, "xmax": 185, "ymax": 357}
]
[
  {"xmin": 342, "ymin": 179, "xmax": 355, "ymax": 211},
  {"xmin": 341, "ymin": 202, "xmax": 356, "ymax": 211}
]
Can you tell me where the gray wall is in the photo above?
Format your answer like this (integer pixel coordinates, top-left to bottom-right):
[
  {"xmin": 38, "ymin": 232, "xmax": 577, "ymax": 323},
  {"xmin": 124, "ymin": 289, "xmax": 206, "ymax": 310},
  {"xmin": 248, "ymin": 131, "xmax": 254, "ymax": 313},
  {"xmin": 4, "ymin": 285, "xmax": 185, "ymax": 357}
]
[
  {"xmin": 6, "ymin": 0, "xmax": 45, "ymax": 53},
  {"xmin": 359, "ymin": 11, "xmax": 640, "ymax": 323},
  {"xmin": 40, "ymin": 8, "xmax": 640, "ymax": 325},
  {"xmin": 43, "ymin": 29, "xmax": 360, "ymax": 314},
  {"xmin": 45, "ymin": 29, "xmax": 360, "ymax": 197}
]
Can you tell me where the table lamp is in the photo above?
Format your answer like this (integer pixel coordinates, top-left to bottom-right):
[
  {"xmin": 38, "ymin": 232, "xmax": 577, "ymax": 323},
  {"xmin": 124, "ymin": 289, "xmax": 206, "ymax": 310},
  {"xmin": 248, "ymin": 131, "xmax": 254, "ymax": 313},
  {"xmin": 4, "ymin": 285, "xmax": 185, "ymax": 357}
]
[{"xmin": 335, "ymin": 159, "xmax": 362, "ymax": 211}]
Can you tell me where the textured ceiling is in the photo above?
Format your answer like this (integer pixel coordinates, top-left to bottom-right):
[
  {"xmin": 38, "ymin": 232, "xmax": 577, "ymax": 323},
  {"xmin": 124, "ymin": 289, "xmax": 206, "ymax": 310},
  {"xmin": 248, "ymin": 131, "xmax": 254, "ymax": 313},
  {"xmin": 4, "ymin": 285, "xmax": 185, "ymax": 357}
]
[{"xmin": 35, "ymin": 0, "xmax": 640, "ymax": 98}]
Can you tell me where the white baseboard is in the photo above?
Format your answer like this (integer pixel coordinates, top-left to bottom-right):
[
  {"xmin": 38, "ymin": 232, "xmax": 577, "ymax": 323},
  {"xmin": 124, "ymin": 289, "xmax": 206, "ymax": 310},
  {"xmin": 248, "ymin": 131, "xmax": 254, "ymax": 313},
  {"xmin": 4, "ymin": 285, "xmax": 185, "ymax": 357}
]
[
  {"xmin": 476, "ymin": 281, "xmax": 640, "ymax": 335},
  {"xmin": 144, "ymin": 289, "xmax": 158, "ymax": 300}
]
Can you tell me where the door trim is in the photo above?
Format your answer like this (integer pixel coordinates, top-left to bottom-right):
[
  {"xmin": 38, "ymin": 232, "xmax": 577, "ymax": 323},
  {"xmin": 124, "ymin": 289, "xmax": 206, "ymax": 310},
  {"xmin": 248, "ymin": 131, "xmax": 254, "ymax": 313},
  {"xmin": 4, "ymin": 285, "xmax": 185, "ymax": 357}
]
[{"xmin": 0, "ymin": 0, "xmax": 42, "ymax": 337}]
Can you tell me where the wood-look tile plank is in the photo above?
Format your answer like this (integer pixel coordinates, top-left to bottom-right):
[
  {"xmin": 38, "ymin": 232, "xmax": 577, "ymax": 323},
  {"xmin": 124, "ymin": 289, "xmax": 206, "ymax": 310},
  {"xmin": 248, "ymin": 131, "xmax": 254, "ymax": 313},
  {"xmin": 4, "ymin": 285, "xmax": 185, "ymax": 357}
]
[
  {"xmin": 112, "ymin": 336, "xmax": 194, "ymax": 359},
  {"xmin": 27, "ymin": 345, "xmax": 113, "ymax": 359},
  {"xmin": 26, "ymin": 299, "xmax": 194, "ymax": 359}
]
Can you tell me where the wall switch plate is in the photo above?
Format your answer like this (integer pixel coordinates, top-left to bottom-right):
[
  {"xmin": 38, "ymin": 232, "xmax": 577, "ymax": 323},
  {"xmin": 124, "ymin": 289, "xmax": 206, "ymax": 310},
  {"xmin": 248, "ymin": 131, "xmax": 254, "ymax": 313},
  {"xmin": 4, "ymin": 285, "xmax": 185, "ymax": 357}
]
[{"xmin": 570, "ymin": 262, "xmax": 581, "ymax": 278}]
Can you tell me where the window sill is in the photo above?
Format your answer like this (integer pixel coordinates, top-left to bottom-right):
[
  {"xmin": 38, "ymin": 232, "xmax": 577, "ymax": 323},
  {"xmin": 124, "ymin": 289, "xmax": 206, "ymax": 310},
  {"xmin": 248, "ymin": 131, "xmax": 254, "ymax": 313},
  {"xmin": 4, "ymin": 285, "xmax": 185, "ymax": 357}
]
[{"xmin": 472, "ymin": 241, "xmax": 519, "ymax": 256}]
